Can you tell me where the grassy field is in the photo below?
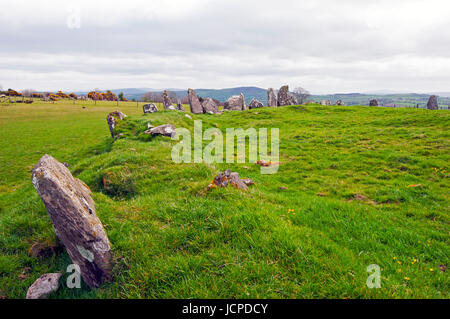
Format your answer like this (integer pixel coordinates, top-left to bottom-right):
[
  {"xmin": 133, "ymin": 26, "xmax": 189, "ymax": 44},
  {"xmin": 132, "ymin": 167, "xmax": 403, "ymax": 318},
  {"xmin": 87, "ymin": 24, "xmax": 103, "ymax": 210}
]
[{"xmin": 0, "ymin": 100, "xmax": 448, "ymax": 299}]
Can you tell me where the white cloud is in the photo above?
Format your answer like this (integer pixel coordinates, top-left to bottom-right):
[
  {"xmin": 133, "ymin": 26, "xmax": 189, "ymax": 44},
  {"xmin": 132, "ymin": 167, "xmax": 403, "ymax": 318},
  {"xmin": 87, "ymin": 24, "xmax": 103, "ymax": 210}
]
[{"xmin": 0, "ymin": 0, "xmax": 449, "ymax": 93}]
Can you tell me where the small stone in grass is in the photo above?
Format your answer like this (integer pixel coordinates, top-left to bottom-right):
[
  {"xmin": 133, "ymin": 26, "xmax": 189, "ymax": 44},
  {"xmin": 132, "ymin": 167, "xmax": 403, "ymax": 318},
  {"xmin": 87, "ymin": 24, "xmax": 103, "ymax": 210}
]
[{"xmin": 26, "ymin": 273, "xmax": 62, "ymax": 299}]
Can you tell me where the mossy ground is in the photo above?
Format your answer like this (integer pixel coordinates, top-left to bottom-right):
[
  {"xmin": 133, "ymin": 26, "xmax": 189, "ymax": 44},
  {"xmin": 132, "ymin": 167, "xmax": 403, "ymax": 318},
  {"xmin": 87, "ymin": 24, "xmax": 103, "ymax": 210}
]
[{"xmin": 0, "ymin": 100, "xmax": 448, "ymax": 298}]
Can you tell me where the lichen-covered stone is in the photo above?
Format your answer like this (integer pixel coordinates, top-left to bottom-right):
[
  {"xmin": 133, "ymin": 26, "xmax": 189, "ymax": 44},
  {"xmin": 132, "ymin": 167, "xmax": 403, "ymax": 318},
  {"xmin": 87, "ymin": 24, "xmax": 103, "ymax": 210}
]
[
  {"xmin": 248, "ymin": 98, "xmax": 264, "ymax": 109},
  {"xmin": 32, "ymin": 155, "xmax": 112, "ymax": 288},
  {"xmin": 201, "ymin": 98, "xmax": 219, "ymax": 113},
  {"xmin": 106, "ymin": 111, "xmax": 126, "ymax": 138},
  {"xmin": 145, "ymin": 124, "xmax": 176, "ymax": 137},
  {"xmin": 267, "ymin": 88, "xmax": 278, "ymax": 107},
  {"xmin": 26, "ymin": 273, "xmax": 62, "ymax": 299},
  {"xmin": 427, "ymin": 95, "xmax": 438, "ymax": 110},
  {"xmin": 188, "ymin": 89, "xmax": 203, "ymax": 114},
  {"xmin": 224, "ymin": 93, "xmax": 246, "ymax": 111},
  {"xmin": 143, "ymin": 103, "xmax": 158, "ymax": 114}
]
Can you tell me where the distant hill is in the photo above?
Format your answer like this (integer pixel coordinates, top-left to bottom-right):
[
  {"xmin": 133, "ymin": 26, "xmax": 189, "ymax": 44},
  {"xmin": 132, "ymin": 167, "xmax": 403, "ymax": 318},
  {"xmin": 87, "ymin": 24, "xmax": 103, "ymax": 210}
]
[
  {"xmin": 73, "ymin": 87, "xmax": 450, "ymax": 108},
  {"xmin": 195, "ymin": 87, "xmax": 267, "ymax": 104},
  {"xmin": 310, "ymin": 93, "xmax": 450, "ymax": 108},
  {"xmin": 86, "ymin": 86, "xmax": 269, "ymax": 104}
]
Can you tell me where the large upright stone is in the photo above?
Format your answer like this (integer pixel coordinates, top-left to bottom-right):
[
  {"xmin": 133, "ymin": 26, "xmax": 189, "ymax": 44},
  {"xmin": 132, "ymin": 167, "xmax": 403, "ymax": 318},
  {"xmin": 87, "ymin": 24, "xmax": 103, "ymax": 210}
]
[
  {"xmin": 32, "ymin": 155, "xmax": 112, "ymax": 288},
  {"xmin": 224, "ymin": 93, "xmax": 246, "ymax": 111},
  {"xmin": 369, "ymin": 99, "xmax": 378, "ymax": 106},
  {"xmin": 201, "ymin": 98, "xmax": 219, "ymax": 114},
  {"xmin": 427, "ymin": 95, "xmax": 438, "ymax": 110},
  {"xmin": 162, "ymin": 90, "xmax": 173, "ymax": 110},
  {"xmin": 320, "ymin": 100, "xmax": 331, "ymax": 106},
  {"xmin": 267, "ymin": 88, "xmax": 278, "ymax": 107},
  {"xmin": 248, "ymin": 98, "xmax": 264, "ymax": 109},
  {"xmin": 277, "ymin": 85, "xmax": 297, "ymax": 106},
  {"xmin": 188, "ymin": 89, "xmax": 203, "ymax": 114},
  {"xmin": 106, "ymin": 111, "xmax": 126, "ymax": 138}
]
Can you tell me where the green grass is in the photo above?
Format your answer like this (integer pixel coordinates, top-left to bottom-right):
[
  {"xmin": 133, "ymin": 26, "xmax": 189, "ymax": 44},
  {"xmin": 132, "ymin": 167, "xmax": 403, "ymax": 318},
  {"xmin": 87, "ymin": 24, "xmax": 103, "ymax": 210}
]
[{"xmin": 0, "ymin": 100, "xmax": 448, "ymax": 299}]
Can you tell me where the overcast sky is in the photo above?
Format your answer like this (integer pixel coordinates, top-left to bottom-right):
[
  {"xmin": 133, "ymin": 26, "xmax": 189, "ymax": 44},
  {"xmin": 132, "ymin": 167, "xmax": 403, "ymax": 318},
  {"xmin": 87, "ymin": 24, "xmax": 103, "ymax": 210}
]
[{"xmin": 1, "ymin": 0, "xmax": 449, "ymax": 94}]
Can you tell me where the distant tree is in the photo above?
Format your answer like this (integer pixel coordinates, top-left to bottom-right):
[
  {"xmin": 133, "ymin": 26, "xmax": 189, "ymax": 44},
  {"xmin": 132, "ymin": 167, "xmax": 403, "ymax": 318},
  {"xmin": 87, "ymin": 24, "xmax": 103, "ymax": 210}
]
[
  {"xmin": 143, "ymin": 91, "xmax": 162, "ymax": 103},
  {"xmin": 118, "ymin": 92, "xmax": 124, "ymax": 101},
  {"xmin": 292, "ymin": 87, "xmax": 311, "ymax": 104}
]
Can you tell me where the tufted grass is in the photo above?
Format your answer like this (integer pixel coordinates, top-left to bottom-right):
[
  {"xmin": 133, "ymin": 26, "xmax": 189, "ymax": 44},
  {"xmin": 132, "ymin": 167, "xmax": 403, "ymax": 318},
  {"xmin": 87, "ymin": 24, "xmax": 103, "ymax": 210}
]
[{"xmin": 0, "ymin": 100, "xmax": 448, "ymax": 299}]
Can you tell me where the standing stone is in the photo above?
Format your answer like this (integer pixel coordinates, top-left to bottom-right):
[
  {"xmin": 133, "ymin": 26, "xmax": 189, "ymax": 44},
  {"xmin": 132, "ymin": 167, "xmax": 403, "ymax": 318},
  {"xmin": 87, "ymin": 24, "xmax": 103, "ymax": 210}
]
[
  {"xmin": 248, "ymin": 98, "xmax": 264, "ymax": 109},
  {"xmin": 32, "ymin": 155, "xmax": 112, "ymax": 288},
  {"xmin": 26, "ymin": 273, "xmax": 62, "ymax": 299},
  {"xmin": 143, "ymin": 103, "xmax": 158, "ymax": 114},
  {"xmin": 106, "ymin": 111, "xmax": 127, "ymax": 138},
  {"xmin": 201, "ymin": 98, "xmax": 219, "ymax": 114},
  {"xmin": 267, "ymin": 88, "xmax": 278, "ymax": 107},
  {"xmin": 369, "ymin": 99, "xmax": 378, "ymax": 106},
  {"xmin": 162, "ymin": 90, "xmax": 174, "ymax": 110},
  {"xmin": 335, "ymin": 100, "xmax": 345, "ymax": 106},
  {"xmin": 427, "ymin": 95, "xmax": 438, "ymax": 110},
  {"xmin": 188, "ymin": 89, "xmax": 203, "ymax": 114},
  {"xmin": 320, "ymin": 100, "xmax": 331, "ymax": 106},
  {"xmin": 277, "ymin": 85, "xmax": 297, "ymax": 106},
  {"xmin": 288, "ymin": 93, "xmax": 299, "ymax": 105},
  {"xmin": 224, "ymin": 93, "xmax": 246, "ymax": 111}
]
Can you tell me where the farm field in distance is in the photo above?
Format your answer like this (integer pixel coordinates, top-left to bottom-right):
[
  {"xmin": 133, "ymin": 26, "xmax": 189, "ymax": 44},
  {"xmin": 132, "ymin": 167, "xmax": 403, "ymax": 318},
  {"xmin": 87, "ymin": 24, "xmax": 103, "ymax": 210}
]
[{"xmin": 0, "ymin": 100, "xmax": 448, "ymax": 299}]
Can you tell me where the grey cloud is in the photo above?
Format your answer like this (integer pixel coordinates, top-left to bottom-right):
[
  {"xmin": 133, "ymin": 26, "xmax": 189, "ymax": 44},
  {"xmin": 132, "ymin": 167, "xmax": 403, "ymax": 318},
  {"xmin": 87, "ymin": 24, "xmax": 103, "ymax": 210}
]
[{"xmin": 0, "ymin": 0, "xmax": 449, "ymax": 93}]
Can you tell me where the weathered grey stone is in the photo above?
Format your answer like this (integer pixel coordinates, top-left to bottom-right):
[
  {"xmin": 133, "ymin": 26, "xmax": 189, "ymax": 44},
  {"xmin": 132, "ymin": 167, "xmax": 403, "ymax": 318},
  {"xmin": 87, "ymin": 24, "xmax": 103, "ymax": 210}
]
[
  {"xmin": 207, "ymin": 169, "xmax": 250, "ymax": 191},
  {"xmin": 224, "ymin": 93, "xmax": 246, "ymax": 111},
  {"xmin": 143, "ymin": 103, "xmax": 158, "ymax": 114},
  {"xmin": 145, "ymin": 124, "xmax": 176, "ymax": 137},
  {"xmin": 106, "ymin": 111, "xmax": 127, "ymax": 138},
  {"xmin": 201, "ymin": 98, "xmax": 219, "ymax": 113},
  {"xmin": 277, "ymin": 85, "xmax": 297, "ymax": 106},
  {"xmin": 162, "ymin": 90, "xmax": 173, "ymax": 110},
  {"xmin": 320, "ymin": 100, "xmax": 331, "ymax": 106},
  {"xmin": 335, "ymin": 100, "xmax": 345, "ymax": 106},
  {"xmin": 288, "ymin": 93, "xmax": 299, "ymax": 105},
  {"xmin": 32, "ymin": 155, "xmax": 112, "ymax": 288},
  {"xmin": 267, "ymin": 88, "xmax": 278, "ymax": 107},
  {"xmin": 188, "ymin": 89, "xmax": 203, "ymax": 114},
  {"xmin": 26, "ymin": 273, "xmax": 61, "ymax": 299},
  {"xmin": 427, "ymin": 95, "xmax": 438, "ymax": 110},
  {"xmin": 369, "ymin": 99, "xmax": 378, "ymax": 106},
  {"xmin": 248, "ymin": 98, "xmax": 264, "ymax": 109}
]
